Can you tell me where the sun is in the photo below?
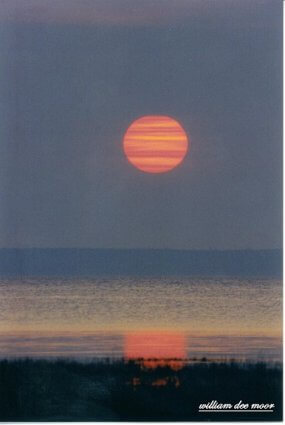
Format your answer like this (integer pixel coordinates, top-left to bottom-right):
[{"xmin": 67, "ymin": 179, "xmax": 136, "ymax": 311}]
[{"xmin": 123, "ymin": 115, "xmax": 189, "ymax": 173}]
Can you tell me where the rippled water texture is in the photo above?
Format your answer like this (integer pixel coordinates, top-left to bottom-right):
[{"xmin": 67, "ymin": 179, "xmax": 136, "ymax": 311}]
[{"xmin": 0, "ymin": 277, "xmax": 282, "ymax": 361}]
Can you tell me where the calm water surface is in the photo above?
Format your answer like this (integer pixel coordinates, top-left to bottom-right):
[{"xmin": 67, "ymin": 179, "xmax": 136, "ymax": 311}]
[{"xmin": 0, "ymin": 277, "xmax": 282, "ymax": 362}]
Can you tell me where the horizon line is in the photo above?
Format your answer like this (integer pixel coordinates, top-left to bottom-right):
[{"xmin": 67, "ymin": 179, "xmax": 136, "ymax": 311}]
[{"xmin": 0, "ymin": 247, "xmax": 281, "ymax": 252}]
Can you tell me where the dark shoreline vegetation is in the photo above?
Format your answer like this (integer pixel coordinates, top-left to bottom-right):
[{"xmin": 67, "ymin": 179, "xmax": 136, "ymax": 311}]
[{"xmin": 0, "ymin": 358, "xmax": 282, "ymax": 421}]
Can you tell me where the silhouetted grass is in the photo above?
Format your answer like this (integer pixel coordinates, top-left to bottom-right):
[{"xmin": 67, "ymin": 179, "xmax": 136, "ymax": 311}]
[{"xmin": 0, "ymin": 358, "xmax": 282, "ymax": 421}]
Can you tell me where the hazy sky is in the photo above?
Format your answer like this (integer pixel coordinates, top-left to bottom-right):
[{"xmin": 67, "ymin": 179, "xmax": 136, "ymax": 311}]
[{"xmin": 0, "ymin": 0, "xmax": 282, "ymax": 250}]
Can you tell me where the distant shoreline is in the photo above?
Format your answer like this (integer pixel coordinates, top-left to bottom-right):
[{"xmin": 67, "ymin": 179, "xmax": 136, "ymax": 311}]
[{"xmin": 0, "ymin": 248, "xmax": 281, "ymax": 277}]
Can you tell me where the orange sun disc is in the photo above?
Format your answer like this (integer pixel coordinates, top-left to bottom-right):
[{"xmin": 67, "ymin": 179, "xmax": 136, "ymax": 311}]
[{"xmin": 123, "ymin": 115, "xmax": 189, "ymax": 173}]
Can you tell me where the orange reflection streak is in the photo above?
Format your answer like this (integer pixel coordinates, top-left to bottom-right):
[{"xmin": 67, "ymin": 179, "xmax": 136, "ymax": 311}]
[
  {"xmin": 123, "ymin": 115, "xmax": 188, "ymax": 173},
  {"xmin": 124, "ymin": 332, "xmax": 187, "ymax": 369}
]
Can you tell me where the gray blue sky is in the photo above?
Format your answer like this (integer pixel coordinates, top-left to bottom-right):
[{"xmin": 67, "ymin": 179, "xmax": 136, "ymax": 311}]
[{"xmin": 0, "ymin": 0, "xmax": 282, "ymax": 249}]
